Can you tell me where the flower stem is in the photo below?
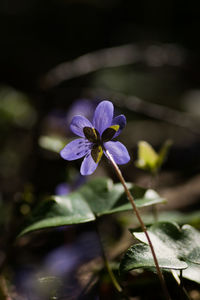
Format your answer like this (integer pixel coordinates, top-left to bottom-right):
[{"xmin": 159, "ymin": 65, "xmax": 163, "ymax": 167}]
[
  {"xmin": 106, "ymin": 150, "xmax": 171, "ymax": 300},
  {"xmin": 95, "ymin": 220, "xmax": 122, "ymax": 294},
  {"xmin": 150, "ymin": 173, "xmax": 159, "ymax": 222},
  {"xmin": 104, "ymin": 256, "xmax": 123, "ymax": 293}
]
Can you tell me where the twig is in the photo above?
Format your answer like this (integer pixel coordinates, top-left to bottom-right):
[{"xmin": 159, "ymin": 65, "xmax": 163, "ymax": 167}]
[
  {"xmin": 41, "ymin": 43, "xmax": 185, "ymax": 89},
  {"xmin": 41, "ymin": 44, "xmax": 140, "ymax": 88},
  {"xmin": 86, "ymin": 88, "xmax": 200, "ymax": 136}
]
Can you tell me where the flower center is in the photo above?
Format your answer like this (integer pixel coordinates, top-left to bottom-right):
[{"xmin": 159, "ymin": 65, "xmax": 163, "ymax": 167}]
[
  {"xmin": 83, "ymin": 125, "xmax": 120, "ymax": 163},
  {"xmin": 83, "ymin": 127, "xmax": 100, "ymax": 143},
  {"xmin": 101, "ymin": 125, "xmax": 120, "ymax": 142}
]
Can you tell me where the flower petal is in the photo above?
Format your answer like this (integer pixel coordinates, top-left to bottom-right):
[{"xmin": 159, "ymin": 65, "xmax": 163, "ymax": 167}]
[
  {"xmin": 55, "ymin": 183, "xmax": 71, "ymax": 196},
  {"xmin": 93, "ymin": 101, "xmax": 113, "ymax": 135},
  {"xmin": 80, "ymin": 153, "xmax": 99, "ymax": 175},
  {"xmin": 70, "ymin": 116, "xmax": 93, "ymax": 137},
  {"xmin": 104, "ymin": 141, "xmax": 130, "ymax": 165},
  {"xmin": 60, "ymin": 138, "xmax": 91, "ymax": 161},
  {"xmin": 112, "ymin": 114, "xmax": 126, "ymax": 138}
]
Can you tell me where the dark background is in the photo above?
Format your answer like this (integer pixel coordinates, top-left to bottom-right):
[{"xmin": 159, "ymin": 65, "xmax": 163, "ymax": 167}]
[
  {"xmin": 1, "ymin": 1, "xmax": 200, "ymax": 299},
  {"xmin": 1, "ymin": 0, "xmax": 200, "ymax": 198},
  {"xmin": 1, "ymin": 0, "xmax": 200, "ymax": 90}
]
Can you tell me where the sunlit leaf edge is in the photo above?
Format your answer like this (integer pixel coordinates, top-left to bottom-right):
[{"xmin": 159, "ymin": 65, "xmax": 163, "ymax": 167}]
[
  {"xmin": 120, "ymin": 242, "xmax": 188, "ymax": 274},
  {"xmin": 19, "ymin": 215, "xmax": 95, "ymax": 237},
  {"xmin": 18, "ymin": 177, "xmax": 166, "ymax": 237},
  {"xmin": 120, "ymin": 222, "xmax": 200, "ymax": 275}
]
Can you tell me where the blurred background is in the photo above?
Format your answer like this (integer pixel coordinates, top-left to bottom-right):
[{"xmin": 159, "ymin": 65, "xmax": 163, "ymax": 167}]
[{"xmin": 0, "ymin": 0, "xmax": 200, "ymax": 299}]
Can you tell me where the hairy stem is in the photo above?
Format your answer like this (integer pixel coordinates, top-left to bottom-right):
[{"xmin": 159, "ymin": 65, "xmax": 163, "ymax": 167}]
[{"xmin": 106, "ymin": 150, "xmax": 171, "ymax": 300}]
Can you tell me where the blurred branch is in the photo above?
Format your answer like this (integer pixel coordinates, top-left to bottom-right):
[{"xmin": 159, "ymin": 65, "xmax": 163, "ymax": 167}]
[
  {"xmin": 41, "ymin": 43, "xmax": 185, "ymax": 89},
  {"xmin": 161, "ymin": 174, "xmax": 200, "ymax": 210},
  {"xmin": 85, "ymin": 88, "xmax": 200, "ymax": 136},
  {"xmin": 40, "ymin": 43, "xmax": 199, "ymax": 135}
]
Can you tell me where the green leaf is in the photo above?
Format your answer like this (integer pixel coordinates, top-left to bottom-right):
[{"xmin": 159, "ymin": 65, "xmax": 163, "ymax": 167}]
[
  {"xmin": 138, "ymin": 210, "xmax": 200, "ymax": 228},
  {"xmin": 19, "ymin": 177, "xmax": 166, "ymax": 236},
  {"xmin": 0, "ymin": 85, "xmax": 37, "ymax": 128},
  {"xmin": 135, "ymin": 141, "xmax": 158, "ymax": 171},
  {"xmin": 120, "ymin": 222, "xmax": 200, "ymax": 274},
  {"xmin": 19, "ymin": 193, "xmax": 96, "ymax": 236},
  {"xmin": 157, "ymin": 139, "xmax": 173, "ymax": 169},
  {"xmin": 180, "ymin": 261, "xmax": 200, "ymax": 284},
  {"xmin": 38, "ymin": 135, "xmax": 68, "ymax": 153},
  {"xmin": 79, "ymin": 178, "xmax": 166, "ymax": 216},
  {"xmin": 135, "ymin": 140, "xmax": 172, "ymax": 173},
  {"xmin": 120, "ymin": 243, "xmax": 187, "ymax": 272}
]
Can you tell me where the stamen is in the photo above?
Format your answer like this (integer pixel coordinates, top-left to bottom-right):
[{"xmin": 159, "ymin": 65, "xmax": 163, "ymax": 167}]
[
  {"xmin": 91, "ymin": 145, "xmax": 103, "ymax": 163},
  {"xmin": 102, "ymin": 125, "xmax": 120, "ymax": 142},
  {"xmin": 83, "ymin": 127, "xmax": 100, "ymax": 143},
  {"xmin": 110, "ymin": 125, "xmax": 120, "ymax": 131}
]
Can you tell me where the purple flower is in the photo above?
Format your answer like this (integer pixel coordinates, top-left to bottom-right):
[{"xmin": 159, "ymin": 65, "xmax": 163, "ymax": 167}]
[
  {"xmin": 65, "ymin": 98, "xmax": 96, "ymax": 127},
  {"xmin": 55, "ymin": 175, "xmax": 86, "ymax": 195},
  {"xmin": 60, "ymin": 100, "xmax": 130, "ymax": 175},
  {"xmin": 55, "ymin": 183, "xmax": 71, "ymax": 196}
]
